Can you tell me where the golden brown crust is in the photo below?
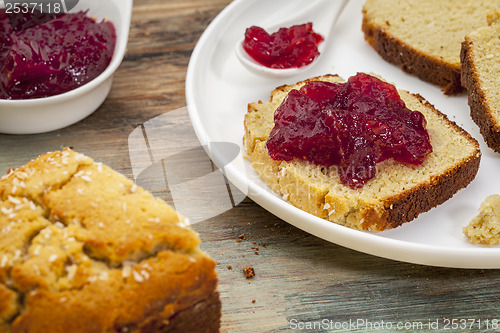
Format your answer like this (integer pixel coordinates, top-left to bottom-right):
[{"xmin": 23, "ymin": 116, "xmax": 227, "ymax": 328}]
[
  {"xmin": 461, "ymin": 38, "xmax": 500, "ymax": 153},
  {"xmin": 0, "ymin": 284, "xmax": 17, "ymax": 327},
  {"xmin": 11, "ymin": 254, "xmax": 220, "ymax": 333},
  {"xmin": 0, "ymin": 149, "xmax": 221, "ymax": 333},
  {"xmin": 362, "ymin": 15, "xmax": 463, "ymax": 95}
]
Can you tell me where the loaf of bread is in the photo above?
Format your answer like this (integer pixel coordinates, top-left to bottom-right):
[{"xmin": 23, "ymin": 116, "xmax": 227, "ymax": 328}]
[
  {"xmin": 461, "ymin": 11, "xmax": 500, "ymax": 153},
  {"xmin": 463, "ymin": 194, "xmax": 500, "ymax": 245},
  {"xmin": 244, "ymin": 74, "xmax": 480, "ymax": 231},
  {"xmin": 0, "ymin": 149, "xmax": 221, "ymax": 333},
  {"xmin": 362, "ymin": 0, "xmax": 499, "ymax": 94}
]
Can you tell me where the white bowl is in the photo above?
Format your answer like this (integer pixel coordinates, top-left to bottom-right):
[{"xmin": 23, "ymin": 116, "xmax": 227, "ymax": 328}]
[{"xmin": 0, "ymin": 0, "xmax": 133, "ymax": 134}]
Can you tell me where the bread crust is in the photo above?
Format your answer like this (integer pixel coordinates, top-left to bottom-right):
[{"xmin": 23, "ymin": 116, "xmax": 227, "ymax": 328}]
[
  {"xmin": 244, "ymin": 74, "xmax": 481, "ymax": 232},
  {"xmin": 367, "ymin": 143, "xmax": 480, "ymax": 230},
  {"xmin": 361, "ymin": 15, "xmax": 463, "ymax": 95},
  {"xmin": 136, "ymin": 290, "xmax": 221, "ymax": 333},
  {"xmin": 461, "ymin": 38, "xmax": 500, "ymax": 153},
  {"xmin": 357, "ymin": 94, "xmax": 481, "ymax": 230},
  {"xmin": 0, "ymin": 149, "xmax": 221, "ymax": 333}
]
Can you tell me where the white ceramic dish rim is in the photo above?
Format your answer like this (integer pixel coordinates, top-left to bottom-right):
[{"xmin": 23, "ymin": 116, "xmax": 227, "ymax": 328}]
[
  {"xmin": 186, "ymin": 0, "xmax": 500, "ymax": 269},
  {"xmin": 0, "ymin": 0, "xmax": 132, "ymax": 107}
]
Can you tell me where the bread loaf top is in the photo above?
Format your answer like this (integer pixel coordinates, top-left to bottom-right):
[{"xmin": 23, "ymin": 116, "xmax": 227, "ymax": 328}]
[{"xmin": 0, "ymin": 149, "xmax": 217, "ymax": 332}]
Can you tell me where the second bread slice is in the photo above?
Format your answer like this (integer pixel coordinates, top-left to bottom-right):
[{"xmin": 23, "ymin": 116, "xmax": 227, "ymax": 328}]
[{"xmin": 461, "ymin": 11, "xmax": 500, "ymax": 153}]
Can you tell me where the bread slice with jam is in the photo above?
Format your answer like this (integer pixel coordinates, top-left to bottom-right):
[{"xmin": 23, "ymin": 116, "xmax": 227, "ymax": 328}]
[{"xmin": 243, "ymin": 74, "xmax": 480, "ymax": 231}]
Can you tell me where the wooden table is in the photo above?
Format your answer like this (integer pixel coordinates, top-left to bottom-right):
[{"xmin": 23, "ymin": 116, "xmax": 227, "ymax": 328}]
[{"xmin": 2, "ymin": 0, "xmax": 500, "ymax": 331}]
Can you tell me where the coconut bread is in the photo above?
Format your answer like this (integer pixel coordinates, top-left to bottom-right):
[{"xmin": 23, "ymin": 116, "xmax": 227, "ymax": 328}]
[
  {"xmin": 461, "ymin": 11, "xmax": 500, "ymax": 153},
  {"xmin": 0, "ymin": 149, "xmax": 221, "ymax": 333},
  {"xmin": 244, "ymin": 74, "xmax": 481, "ymax": 231},
  {"xmin": 362, "ymin": 0, "xmax": 500, "ymax": 95}
]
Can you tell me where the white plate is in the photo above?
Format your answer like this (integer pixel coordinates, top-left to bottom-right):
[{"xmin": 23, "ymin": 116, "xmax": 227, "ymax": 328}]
[
  {"xmin": 186, "ymin": 0, "xmax": 500, "ymax": 268},
  {"xmin": 0, "ymin": 0, "xmax": 132, "ymax": 134}
]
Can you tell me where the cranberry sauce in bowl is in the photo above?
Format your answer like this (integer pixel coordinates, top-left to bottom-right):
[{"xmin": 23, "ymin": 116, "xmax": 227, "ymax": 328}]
[
  {"xmin": 0, "ymin": 9, "xmax": 116, "ymax": 100},
  {"xmin": 266, "ymin": 73, "xmax": 433, "ymax": 188},
  {"xmin": 242, "ymin": 23, "xmax": 324, "ymax": 69},
  {"xmin": 0, "ymin": 0, "xmax": 131, "ymax": 135}
]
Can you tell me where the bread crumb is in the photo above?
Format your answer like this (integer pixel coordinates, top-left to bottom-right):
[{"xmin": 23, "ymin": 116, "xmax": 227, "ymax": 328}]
[
  {"xmin": 243, "ymin": 266, "xmax": 255, "ymax": 279},
  {"xmin": 463, "ymin": 195, "xmax": 500, "ymax": 245}
]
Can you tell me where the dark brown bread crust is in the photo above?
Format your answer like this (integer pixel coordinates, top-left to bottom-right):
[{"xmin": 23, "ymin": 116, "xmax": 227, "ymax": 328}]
[
  {"xmin": 360, "ymin": 94, "xmax": 481, "ymax": 231},
  {"xmin": 137, "ymin": 291, "xmax": 221, "ymax": 333},
  {"xmin": 362, "ymin": 15, "xmax": 464, "ymax": 95},
  {"xmin": 461, "ymin": 38, "xmax": 500, "ymax": 153}
]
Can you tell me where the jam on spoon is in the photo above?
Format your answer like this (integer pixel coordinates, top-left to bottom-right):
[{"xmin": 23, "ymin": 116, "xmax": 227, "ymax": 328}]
[
  {"xmin": 266, "ymin": 73, "xmax": 433, "ymax": 188},
  {"xmin": 242, "ymin": 22, "xmax": 324, "ymax": 69}
]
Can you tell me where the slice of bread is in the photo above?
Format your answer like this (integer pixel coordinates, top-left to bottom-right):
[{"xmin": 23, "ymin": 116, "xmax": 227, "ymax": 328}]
[
  {"xmin": 0, "ymin": 149, "xmax": 221, "ymax": 333},
  {"xmin": 461, "ymin": 11, "xmax": 500, "ymax": 153},
  {"xmin": 244, "ymin": 74, "xmax": 481, "ymax": 231},
  {"xmin": 362, "ymin": 0, "xmax": 499, "ymax": 95}
]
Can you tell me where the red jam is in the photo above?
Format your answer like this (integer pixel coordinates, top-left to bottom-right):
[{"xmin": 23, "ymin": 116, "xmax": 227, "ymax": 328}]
[
  {"xmin": 243, "ymin": 23, "xmax": 324, "ymax": 69},
  {"xmin": 0, "ymin": 9, "xmax": 116, "ymax": 100},
  {"xmin": 266, "ymin": 73, "xmax": 433, "ymax": 188}
]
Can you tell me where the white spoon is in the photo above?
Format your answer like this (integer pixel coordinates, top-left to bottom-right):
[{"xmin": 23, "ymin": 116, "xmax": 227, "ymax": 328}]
[{"xmin": 235, "ymin": 0, "xmax": 349, "ymax": 78}]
